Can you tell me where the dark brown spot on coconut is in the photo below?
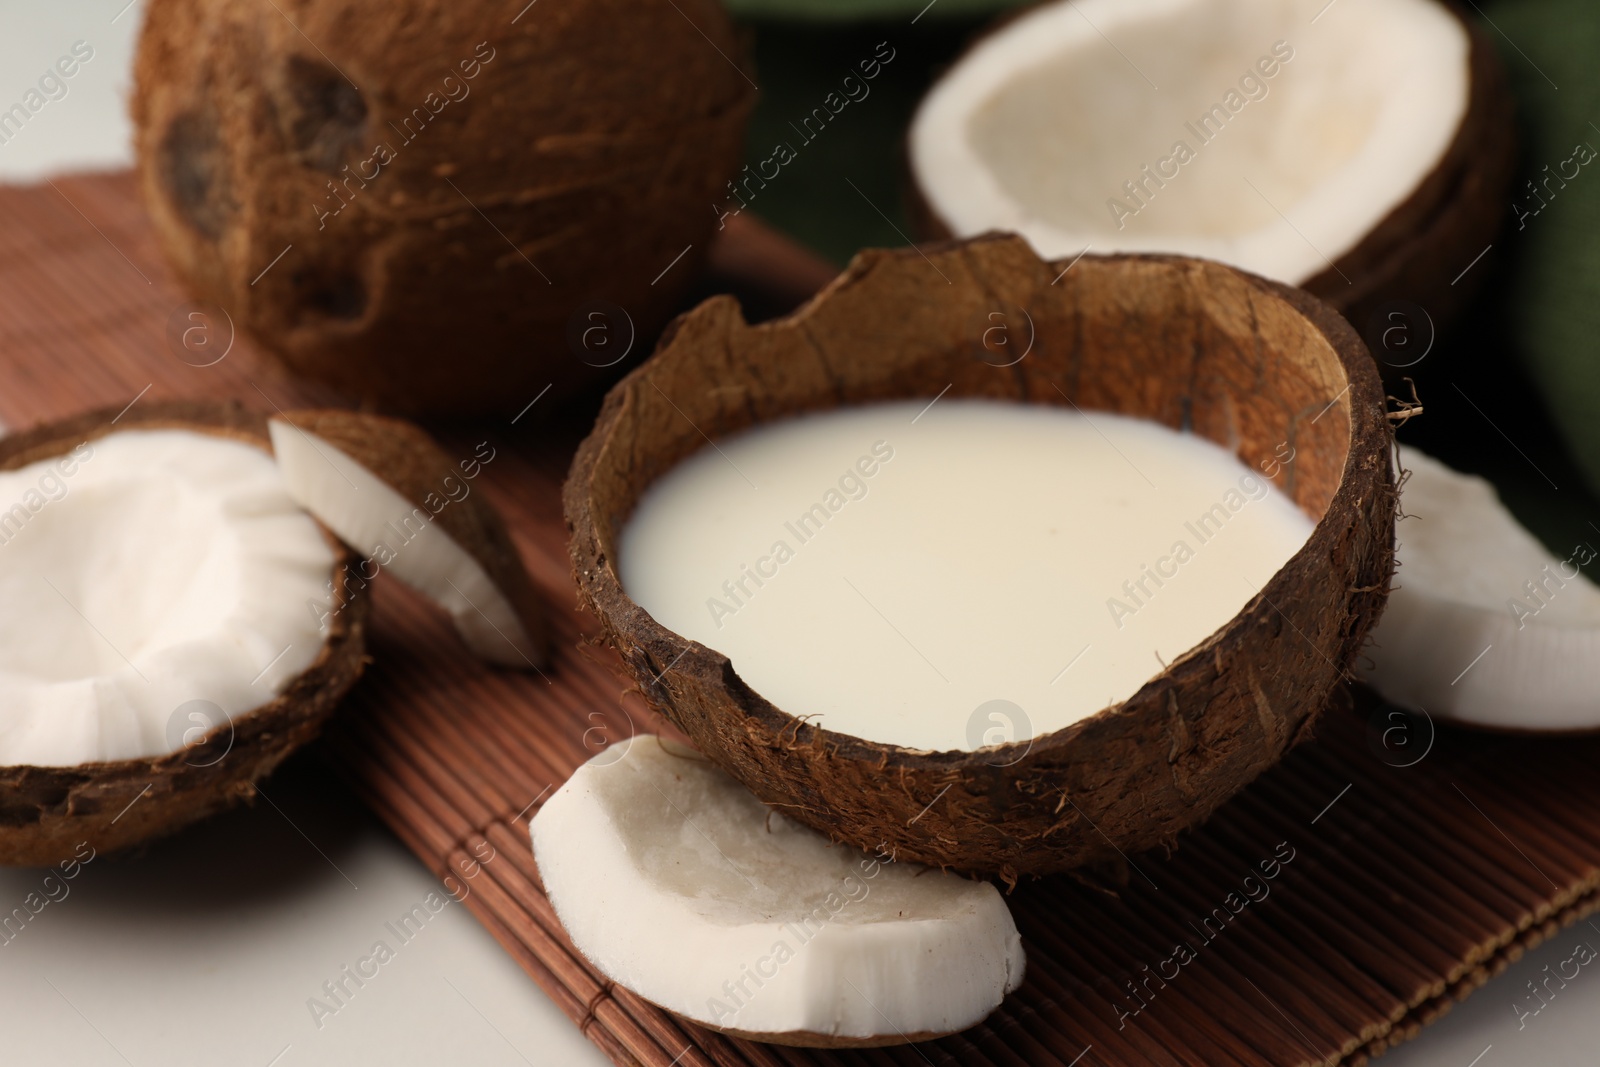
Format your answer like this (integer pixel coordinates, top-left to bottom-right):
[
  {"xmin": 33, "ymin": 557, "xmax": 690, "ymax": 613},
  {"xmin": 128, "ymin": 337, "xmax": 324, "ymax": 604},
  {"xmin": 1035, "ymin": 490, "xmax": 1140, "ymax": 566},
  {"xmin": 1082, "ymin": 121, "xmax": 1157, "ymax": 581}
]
[
  {"xmin": 0, "ymin": 773, "xmax": 73, "ymax": 824},
  {"xmin": 284, "ymin": 56, "xmax": 367, "ymax": 174},
  {"xmin": 291, "ymin": 267, "xmax": 368, "ymax": 322},
  {"xmin": 159, "ymin": 109, "xmax": 233, "ymax": 239}
]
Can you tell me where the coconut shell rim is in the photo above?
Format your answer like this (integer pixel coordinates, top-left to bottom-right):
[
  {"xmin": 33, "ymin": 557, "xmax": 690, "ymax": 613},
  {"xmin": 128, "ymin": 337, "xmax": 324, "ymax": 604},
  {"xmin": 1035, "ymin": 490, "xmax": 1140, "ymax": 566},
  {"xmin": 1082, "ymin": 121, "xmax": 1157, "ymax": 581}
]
[{"xmin": 1294, "ymin": 0, "xmax": 1516, "ymax": 320}]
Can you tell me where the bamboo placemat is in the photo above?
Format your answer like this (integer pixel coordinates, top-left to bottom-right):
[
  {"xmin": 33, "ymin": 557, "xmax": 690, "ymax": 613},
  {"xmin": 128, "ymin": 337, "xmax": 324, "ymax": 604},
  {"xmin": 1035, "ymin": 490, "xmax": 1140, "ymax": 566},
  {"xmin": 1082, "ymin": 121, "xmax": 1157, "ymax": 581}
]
[{"xmin": 4, "ymin": 171, "xmax": 1600, "ymax": 1067}]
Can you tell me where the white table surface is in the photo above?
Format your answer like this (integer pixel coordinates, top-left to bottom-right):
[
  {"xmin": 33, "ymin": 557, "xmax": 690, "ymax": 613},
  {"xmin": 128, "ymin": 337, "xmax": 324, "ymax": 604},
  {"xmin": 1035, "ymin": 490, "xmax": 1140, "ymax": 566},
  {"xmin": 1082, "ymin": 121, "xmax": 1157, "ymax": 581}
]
[{"xmin": 0, "ymin": 4, "xmax": 1593, "ymax": 1064}]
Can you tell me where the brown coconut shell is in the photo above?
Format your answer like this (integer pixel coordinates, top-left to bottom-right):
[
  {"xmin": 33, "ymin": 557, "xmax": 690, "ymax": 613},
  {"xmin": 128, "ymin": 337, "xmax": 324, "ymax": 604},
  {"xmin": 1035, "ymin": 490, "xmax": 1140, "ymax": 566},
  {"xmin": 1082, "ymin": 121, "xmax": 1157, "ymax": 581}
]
[
  {"xmin": 565, "ymin": 234, "xmax": 1396, "ymax": 881},
  {"xmin": 131, "ymin": 0, "xmax": 754, "ymax": 415},
  {"xmin": 272, "ymin": 408, "xmax": 547, "ymax": 666},
  {"xmin": 0, "ymin": 402, "xmax": 368, "ymax": 867},
  {"xmin": 907, "ymin": 0, "xmax": 1516, "ymax": 350}
]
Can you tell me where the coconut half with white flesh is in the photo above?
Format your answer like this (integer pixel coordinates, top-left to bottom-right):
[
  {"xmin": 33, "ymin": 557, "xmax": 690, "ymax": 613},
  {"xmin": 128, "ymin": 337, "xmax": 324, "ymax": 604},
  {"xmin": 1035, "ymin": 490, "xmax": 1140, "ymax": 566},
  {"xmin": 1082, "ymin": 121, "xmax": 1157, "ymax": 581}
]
[
  {"xmin": 908, "ymin": 0, "xmax": 1515, "ymax": 334},
  {"xmin": 267, "ymin": 411, "xmax": 546, "ymax": 670},
  {"xmin": 531, "ymin": 735, "xmax": 1026, "ymax": 1047},
  {"xmin": 0, "ymin": 402, "xmax": 367, "ymax": 866},
  {"xmin": 1366, "ymin": 446, "xmax": 1600, "ymax": 730}
]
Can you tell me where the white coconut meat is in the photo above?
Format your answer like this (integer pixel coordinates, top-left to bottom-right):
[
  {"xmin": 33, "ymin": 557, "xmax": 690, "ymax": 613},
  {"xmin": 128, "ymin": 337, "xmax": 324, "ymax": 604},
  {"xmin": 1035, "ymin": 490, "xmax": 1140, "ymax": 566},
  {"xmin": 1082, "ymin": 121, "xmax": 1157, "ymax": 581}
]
[
  {"xmin": 268, "ymin": 420, "xmax": 538, "ymax": 668},
  {"xmin": 909, "ymin": 0, "xmax": 1470, "ymax": 285},
  {"xmin": 0, "ymin": 430, "xmax": 334, "ymax": 766},
  {"xmin": 531, "ymin": 735, "xmax": 1025, "ymax": 1045},
  {"xmin": 1366, "ymin": 446, "xmax": 1600, "ymax": 730}
]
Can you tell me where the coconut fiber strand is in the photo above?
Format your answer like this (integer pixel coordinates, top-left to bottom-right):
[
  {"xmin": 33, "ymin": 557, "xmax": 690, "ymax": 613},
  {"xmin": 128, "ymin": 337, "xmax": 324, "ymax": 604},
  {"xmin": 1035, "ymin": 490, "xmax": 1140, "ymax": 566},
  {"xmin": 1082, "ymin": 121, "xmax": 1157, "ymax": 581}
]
[{"xmin": 4, "ymin": 172, "xmax": 1600, "ymax": 1067}]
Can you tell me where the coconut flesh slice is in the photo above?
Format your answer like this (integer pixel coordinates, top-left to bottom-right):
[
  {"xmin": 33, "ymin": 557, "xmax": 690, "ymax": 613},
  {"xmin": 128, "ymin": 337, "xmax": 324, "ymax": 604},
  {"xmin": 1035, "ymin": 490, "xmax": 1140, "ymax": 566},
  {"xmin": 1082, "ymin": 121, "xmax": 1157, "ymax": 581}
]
[
  {"xmin": 0, "ymin": 403, "xmax": 366, "ymax": 866},
  {"xmin": 531, "ymin": 735, "xmax": 1025, "ymax": 1047},
  {"xmin": 268, "ymin": 411, "xmax": 546, "ymax": 669},
  {"xmin": 909, "ymin": 0, "xmax": 1471, "ymax": 289},
  {"xmin": 1365, "ymin": 446, "xmax": 1600, "ymax": 730}
]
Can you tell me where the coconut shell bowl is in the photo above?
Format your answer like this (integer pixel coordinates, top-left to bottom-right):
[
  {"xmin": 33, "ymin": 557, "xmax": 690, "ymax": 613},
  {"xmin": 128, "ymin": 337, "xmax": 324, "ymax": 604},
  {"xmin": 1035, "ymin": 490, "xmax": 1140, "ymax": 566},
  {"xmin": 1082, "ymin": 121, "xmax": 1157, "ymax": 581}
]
[{"xmin": 565, "ymin": 234, "xmax": 1395, "ymax": 882}]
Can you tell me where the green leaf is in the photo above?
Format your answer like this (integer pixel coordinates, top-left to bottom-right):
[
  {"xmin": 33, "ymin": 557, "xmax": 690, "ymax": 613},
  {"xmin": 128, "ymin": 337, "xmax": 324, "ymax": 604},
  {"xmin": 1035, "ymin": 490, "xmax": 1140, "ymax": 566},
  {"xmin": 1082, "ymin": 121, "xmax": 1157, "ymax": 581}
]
[
  {"xmin": 1480, "ymin": 0, "xmax": 1600, "ymax": 497},
  {"xmin": 734, "ymin": 19, "xmax": 981, "ymax": 264}
]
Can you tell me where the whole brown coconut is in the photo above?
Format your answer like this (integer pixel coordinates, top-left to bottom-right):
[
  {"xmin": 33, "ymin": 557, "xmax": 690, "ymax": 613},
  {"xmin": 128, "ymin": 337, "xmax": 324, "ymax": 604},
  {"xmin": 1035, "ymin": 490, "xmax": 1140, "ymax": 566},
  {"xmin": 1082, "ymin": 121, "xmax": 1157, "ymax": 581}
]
[
  {"xmin": 566, "ymin": 234, "xmax": 1396, "ymax": 882},
  {"xmin": 0, "ymin": 402, "xmax": 368, "ymax": 866},
  {"xmin": 132, "ymin": 0, "xmax": 753, "ymax": 415}
]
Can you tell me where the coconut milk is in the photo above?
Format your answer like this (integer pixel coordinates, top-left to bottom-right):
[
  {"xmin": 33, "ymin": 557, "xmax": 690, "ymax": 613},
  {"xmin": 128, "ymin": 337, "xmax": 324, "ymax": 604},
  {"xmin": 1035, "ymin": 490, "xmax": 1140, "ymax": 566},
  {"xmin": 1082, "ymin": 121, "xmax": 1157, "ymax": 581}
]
[{"xmin": 619, "ymin": 399, "xmax": 1314, "ymax": 752}]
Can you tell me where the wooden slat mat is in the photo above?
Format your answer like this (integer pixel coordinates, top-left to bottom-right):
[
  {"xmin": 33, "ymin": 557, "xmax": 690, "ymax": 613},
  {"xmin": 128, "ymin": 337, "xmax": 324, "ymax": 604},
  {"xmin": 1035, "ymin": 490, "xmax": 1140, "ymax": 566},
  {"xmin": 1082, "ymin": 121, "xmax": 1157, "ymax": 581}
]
[{"xmin": 4, "ymin": 172, "xmax": 1600, "ymax": 1067}]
